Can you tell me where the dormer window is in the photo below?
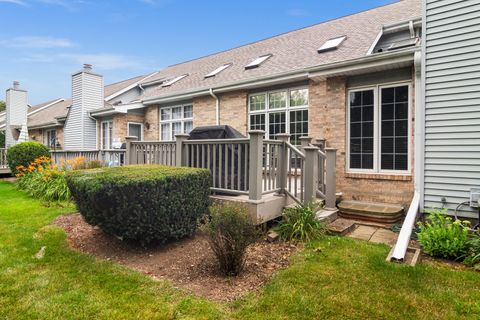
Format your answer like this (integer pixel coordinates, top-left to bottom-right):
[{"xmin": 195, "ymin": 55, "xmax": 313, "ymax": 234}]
[
  {"xmin": 205, "ymin": 63, "xmax": 232, "ymax": 78},
  {"xmin": 245, "ymin": 54, "xmax": 272, "ymax": 70},
  {"xmin": 317, "ymin": 36, "xmax": 347, "ymax": 53},
  {"xmin": 162, "ymin": 74, "xmax": 188, "ymax": 87}
]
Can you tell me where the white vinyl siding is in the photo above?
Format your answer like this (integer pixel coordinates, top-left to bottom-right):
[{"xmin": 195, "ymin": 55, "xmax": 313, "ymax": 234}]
[
  {"xmin": 4, "ymin": 88, "xmax": 27, "ymax": 148},
  {"xmin": 64, "ymin": 71, "xmax": 103, "ymax": 150},
  {"xmin": 424, "ymin": 0, "xmax": 480, "ymax": 217}
]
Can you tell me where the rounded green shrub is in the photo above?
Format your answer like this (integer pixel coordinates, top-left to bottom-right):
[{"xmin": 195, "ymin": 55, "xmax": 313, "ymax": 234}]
[
  {"xmin": 6, "ymin": 141, "xmax": 50, "ymax": 174},
  {"xmin": 66, "ymin": 165, "xmax": 211, "ymax": 246}
]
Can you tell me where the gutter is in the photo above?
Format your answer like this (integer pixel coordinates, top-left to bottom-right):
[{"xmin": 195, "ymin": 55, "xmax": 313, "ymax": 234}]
[
  {"xmin": 209, "ymin": 88, "xmax": 220, "ymax": 125},
  {"xmin": 142, "ymin": 48, "xmax": 418, "ymax": 105}
]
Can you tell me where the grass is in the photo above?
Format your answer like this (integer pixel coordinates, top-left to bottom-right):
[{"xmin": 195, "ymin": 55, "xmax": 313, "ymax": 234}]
[{"xmin": 1, "ymin": 180, "xmax": 479, "ymax": 319}]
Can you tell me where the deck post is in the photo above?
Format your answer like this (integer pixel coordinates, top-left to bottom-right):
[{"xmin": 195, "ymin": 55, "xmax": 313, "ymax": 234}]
[
  {"xmin": 299, "ymin": 136, "xmax": 312, "ymax": 152},
  {"xmin": 125, "ymin": 136, "xmax": 136, "ymax": 165},
  {"xmin": 276, "ymin": 133, "xmax": 290, "ymax": 194},
  {"xmin": 304, "ymin": 146, "xmax": 319, "ymax": 204},
  {"xmin": 325, "ymin": 148, "xmax": 337, "ymax": 210},
  {"xmin": 175, "ymin": 134, "xmax": 190, "ymax": 167},
  {"xmin": 248, "ymin": 130, "xmax": 264, "ymax": 202}
]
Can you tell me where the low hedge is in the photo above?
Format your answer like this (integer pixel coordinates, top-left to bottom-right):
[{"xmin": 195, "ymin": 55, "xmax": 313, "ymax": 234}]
[
  {"xmin": 7, "ymin": 141, "xmax": 50, "ymax": 174},
  {"xmin": 66, "ymin": 165, "xmax": 211, "ymax": 245}
]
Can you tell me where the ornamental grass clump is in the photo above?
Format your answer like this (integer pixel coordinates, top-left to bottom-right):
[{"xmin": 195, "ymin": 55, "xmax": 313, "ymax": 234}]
[
  {"xmin": 275, "ymin": 203, "xmax": 326, "ymax": 242},
  {"xmin": 201, "ymin": 202, "xmax": 259, "ymax": 276},
  {"xmin": 417, "ymin": 208, "xmax": 470, "ymax": 260}
]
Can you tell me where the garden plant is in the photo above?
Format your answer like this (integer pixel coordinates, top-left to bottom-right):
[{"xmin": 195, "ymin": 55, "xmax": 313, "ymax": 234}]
[
  {"xmin": 201, "ymin": 202, "xmax": 259, "ymax": 276},
  {"xmin": 275, "ymin": 202, "xmax": 326, "ymax": 242}
]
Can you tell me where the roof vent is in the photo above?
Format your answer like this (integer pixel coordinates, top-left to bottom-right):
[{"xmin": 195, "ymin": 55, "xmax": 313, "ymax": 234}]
[
  {"xmin": 83, "ymin": 64, "xmax": 93, "ymax": 72},
  {"xmin": 12, "ymin": 81, "xmax": 20, "ymax": 90}
]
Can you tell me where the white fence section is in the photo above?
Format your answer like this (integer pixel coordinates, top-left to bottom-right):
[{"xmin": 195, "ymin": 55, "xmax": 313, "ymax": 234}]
[
  {"xmin": 0, "ymin": 148, "xmax": 7, "ymax": 169},
  {"xmin": 50, "ymin": 149, "xmax": 126, "ymax": 167}
]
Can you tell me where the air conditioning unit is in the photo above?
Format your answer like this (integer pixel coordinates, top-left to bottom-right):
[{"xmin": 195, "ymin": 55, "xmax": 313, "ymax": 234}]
[{"xmin": 470, "ymin": 188, "xmax": 480, "ymax": 208}]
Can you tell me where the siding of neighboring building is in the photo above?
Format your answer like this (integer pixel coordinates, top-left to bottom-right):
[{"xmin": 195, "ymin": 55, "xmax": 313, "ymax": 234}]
[
  {"xmin": 5, "ymin": 88, "xmax": 28, "ymax": 148},
  {"xmin": 64, "ymin": 71, "xmax": 103, "ymax": 150},
  {"xmin": 424, "ymin": 0, "xmax": 480, "ymax": 217},
  {"xmin": 109, "ymin": 87, "xmax": 140, "ymax": 105}
]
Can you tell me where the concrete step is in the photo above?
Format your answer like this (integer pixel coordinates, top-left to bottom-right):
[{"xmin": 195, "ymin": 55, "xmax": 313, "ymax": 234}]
[
  {"xmin": 327, "ymin": 218, "xmax": 356, "ymax": 236},
  {"xmin": 338, "ymin": 200, "xmax": 404, "ymax": 224},
  {"xmin": 316, "ymin": 209, "xmax": 338, "ymax": 224}
]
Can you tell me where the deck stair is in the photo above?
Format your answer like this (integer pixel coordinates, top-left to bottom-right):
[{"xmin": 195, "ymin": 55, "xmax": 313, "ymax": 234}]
[{"xmin": 338, "ymin": 200, "xmax": 404, "ymax": 224}]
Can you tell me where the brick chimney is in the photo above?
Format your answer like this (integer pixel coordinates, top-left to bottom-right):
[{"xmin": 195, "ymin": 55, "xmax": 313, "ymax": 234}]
[
  {"xmin": 5, "ymin": 81, "xmax": 28, "ymax": 147},
  {"xmin": 64, "ymin": 64, "xmax": 104, "ymax": 150}
]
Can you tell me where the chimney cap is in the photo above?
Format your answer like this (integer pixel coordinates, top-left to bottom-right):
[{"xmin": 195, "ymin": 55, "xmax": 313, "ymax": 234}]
[
  {"xmin": 83, "ymin": 64, "xmax": 93, "ymax": 71},
  {"xmin": 13, "ymin": 81, "xmax": 20, "ymax": 89}
]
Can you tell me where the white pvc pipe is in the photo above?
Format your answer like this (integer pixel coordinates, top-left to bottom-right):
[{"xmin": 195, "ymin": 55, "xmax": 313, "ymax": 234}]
[
  {"xmin": 391, "ymin": 191, "xmax": 420, "ymax": 261},
  {"xmin": 209, "ymin": 88, "xmax": 220, "ymax": 125}
]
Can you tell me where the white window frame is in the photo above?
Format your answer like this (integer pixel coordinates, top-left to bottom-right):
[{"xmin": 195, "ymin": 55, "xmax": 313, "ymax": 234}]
[
  {"xmin": 159, "ymin": 104, "xmax": 193, "ymax": 141},
  {"xmin": 346, "ymin": 81, "xmax": 412, "ymax": 175},
  {"xmin": 100, "ymin": 120, "xmax": 113, "ymax": 150},
  {"xmin": 247, "ymin": 86, "xmax": 309, "ymax": 142},
  {"xmin": 127, "ymin": 122, "xmax": 144, "ymax": 141}
]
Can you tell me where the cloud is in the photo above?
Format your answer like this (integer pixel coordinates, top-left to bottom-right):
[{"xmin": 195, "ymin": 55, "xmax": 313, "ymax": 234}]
[
  {"xmin": 0, "ymin": 0, "xmax": 28, "ymax": 6},
  {"xmin": 287, "ymin": 8, "xmax": 310, "ymax": 17},
  {"xmin": 4, "ymin": 36, "xmax": 75, "ymax": 48}
]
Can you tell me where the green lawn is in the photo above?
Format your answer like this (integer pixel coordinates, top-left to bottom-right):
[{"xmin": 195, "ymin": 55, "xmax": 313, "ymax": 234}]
[{"xmin": 1, "ymin": 180, "xmax": 479, "ymax": 320}]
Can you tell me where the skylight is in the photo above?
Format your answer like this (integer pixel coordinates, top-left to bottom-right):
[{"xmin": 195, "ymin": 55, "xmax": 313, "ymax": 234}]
[
  {"xmin": 205, "ymin": 63, "xmax": 232, "ymax": 78},
  {"xmin": 245, "ymin": 54, "xmax": 272, "ymax": 69},
  {"xmin": 317, "ymin": 36, "xmax": 347, "ymax": 53},
  {"xmin": 162, "ymin": 74, "xmax": 188, "ymax": 87}
]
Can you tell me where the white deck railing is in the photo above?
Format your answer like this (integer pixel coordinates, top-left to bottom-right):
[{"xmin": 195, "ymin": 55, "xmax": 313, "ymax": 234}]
[
  {"xmin": 50, "ymin": 149, "xmax": 126, "ymax": 167},
  {"xmin": 0, "ymin": 148, "xmax": 7, "ymax": 169}
]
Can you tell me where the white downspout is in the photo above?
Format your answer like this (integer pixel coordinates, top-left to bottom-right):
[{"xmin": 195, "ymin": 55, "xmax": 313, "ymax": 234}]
[
  {"xmin": 414, "ymin": 50, "xmax": 425, "ymax": 208},
  {"xmin": 209, "ymin": 88, "xmax": 220, "ymax": 125},
  {"xmin": 390, "ymin": 51, "xmax": 425, "ymax": 263}
]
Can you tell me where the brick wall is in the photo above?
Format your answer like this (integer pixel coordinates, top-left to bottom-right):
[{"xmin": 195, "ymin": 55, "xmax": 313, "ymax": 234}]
[
  {"xmin": 193, "ymin": 96, "xmax": 216, "ymax": 128},
  {"xmin": 192, "ymin": 90, "xmax": 248, "ymax": 135},
  {"xmin": 144, "ymin": 105, "xmax": 159, "ymax": 140},
  {"xmin": 56, "ymin": 127, "xmax": 64, "ymax": 148},
  {"xmin": 29, "ymin": 129, "xmax": 43, "ymax": 143},
  {"xmin": 112, "ymin": 112, "xmax": 145, "ymax": 143},
  {"xmin": 308, "ymin": 77, "xmax": 414, "ymax": 207}
]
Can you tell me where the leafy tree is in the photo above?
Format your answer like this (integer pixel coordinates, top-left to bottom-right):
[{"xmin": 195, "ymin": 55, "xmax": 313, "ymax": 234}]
[{"xmin": 0, "ymin": 100, "xmax": 5, "ymax": 112}]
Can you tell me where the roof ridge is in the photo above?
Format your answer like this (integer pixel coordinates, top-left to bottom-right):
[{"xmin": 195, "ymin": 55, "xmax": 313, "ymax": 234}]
[{"xmin": 165, "ymin": 0, "xmax": 405, "ymax": 68}]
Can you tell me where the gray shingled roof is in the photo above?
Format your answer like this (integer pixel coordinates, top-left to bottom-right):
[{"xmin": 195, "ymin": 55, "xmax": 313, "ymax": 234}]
[
  {"xmin": 28, "ymin": 99, "xmax": 71, "ymax": 128},
  {"xmin": 27, "ymin": 75, "xmax": 148, "ymax": 128},
  {"xmin": 141, "ymin": 0, "xmax": 421, "ymax": 101}
]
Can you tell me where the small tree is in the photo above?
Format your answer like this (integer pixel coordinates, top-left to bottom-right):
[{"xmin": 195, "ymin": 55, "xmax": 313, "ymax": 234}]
[
  {"xmin": 0, "ymin": 100, "xmax": 5, "ymax": 112},
  {"xmin": 202, "ymin": 202, "xmax": 259, "ymax": 276}
]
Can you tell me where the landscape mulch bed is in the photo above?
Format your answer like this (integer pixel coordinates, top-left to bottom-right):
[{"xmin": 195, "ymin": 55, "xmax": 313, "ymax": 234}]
[{"xmin": 53, "ymin": 213, "xmax": 300, "ymax": 301}]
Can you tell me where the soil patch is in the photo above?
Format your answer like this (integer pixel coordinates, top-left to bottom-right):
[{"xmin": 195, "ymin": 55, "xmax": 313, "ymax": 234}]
[{"xmin": 53, "ymin": 213, "xmax": 300, "ymax": 301}]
